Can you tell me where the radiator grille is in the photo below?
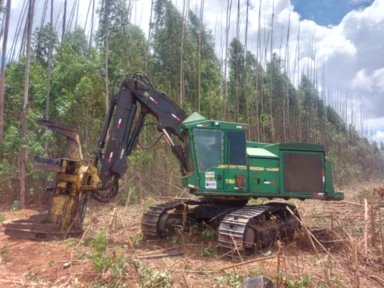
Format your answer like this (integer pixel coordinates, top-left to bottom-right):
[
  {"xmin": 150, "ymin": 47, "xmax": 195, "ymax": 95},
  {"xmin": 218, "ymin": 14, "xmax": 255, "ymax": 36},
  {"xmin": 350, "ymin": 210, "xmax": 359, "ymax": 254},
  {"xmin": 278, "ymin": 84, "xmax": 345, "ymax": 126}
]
[{"xmin": 283, "ymin": 153, "xmax": 323, "ymax": 192}]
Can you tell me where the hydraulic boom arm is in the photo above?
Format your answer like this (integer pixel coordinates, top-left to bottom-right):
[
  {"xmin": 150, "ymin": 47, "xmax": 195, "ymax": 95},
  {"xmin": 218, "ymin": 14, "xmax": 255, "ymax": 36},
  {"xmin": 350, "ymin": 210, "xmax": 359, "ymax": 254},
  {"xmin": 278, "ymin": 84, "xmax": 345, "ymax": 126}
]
[{"xmin": 93, "ymin": 73, "xmax": 188, "ymax": 200}]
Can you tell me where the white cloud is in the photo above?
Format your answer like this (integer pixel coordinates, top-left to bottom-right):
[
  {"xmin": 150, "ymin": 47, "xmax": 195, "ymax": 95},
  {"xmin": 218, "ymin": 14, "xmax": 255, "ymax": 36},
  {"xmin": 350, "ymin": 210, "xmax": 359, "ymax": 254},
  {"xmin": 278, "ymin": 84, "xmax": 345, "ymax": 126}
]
[
  {"xmin": 352, "ymin": 69, "xmax": 373, "ymax": 90},
  {"xmin": 350, "ymin": 0, "xmax": 373, "ymax": 4},
  {"xmin": 372, "ymin": 130, "xmax": 384, "ymax": 143},
  {"xmin": 7, "ymin": 0, "xmax": 384, "ymax": 130},
  {"xmin": 372, "ymin": 68, "xmax": 384, "ymax": 91}
]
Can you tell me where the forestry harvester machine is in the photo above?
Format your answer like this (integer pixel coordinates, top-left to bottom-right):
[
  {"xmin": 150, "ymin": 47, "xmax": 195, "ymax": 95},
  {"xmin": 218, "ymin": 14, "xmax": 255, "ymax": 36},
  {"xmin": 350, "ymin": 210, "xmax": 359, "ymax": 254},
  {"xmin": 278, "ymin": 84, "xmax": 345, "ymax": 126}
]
[{"xmin": 5, "ymin": 73, "xmax": 344, "ymax": 255}]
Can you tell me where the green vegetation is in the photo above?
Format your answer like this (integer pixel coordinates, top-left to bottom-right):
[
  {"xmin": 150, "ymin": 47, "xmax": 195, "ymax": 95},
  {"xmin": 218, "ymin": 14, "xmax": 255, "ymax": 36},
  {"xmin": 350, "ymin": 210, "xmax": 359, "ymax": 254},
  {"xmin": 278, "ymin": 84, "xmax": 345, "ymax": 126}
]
[
  {"xmin": 11, "ymin": 200, "xmax": 20, "ymax": 211},
  {"xmin": 0, "ymin": 240, "xmax": 9, "ymax": 262},
  {"xmin": 130, "ymin": 233, "xmax": 144, "ymax": 246},
  {"xmin": 198, "ymin": 246, "xmax": 217, "ymax": 257},
  {"xmin": 90, "ymin": 229, "xmax": 111, "ymax": 272},
  {"xmin": 202, "ymin": 228, "xmax": 217, "ymax": 241},
  {"xmin": 89, "ymin": 229, "xmax": 130, "ymax": 287},
  {"xmin": 64, "ymin": 237, "xmax": 78, "ymax": 248},
  {"xmin": 1, "ymin": 0, "xmax": 383, "ymax": 206},
  {"xmin": 285, "ymin": 274, "xmax": 313, "ymax": 288},
  {"xmin": 215, "ymin": 270, "xmax": 246, "ymax": 288},
  {"xmin": 133, "ymin": 259, "xmax": 174, "ymax": 288}
]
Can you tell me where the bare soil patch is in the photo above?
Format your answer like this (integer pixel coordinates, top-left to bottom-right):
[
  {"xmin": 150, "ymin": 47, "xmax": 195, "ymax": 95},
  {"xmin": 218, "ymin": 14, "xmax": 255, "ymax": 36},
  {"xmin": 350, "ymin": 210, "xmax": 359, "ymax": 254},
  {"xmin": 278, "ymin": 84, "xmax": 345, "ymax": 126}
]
[{"xmin": 0, "ymin": 184, "xmax": 383, "ymax": 287}]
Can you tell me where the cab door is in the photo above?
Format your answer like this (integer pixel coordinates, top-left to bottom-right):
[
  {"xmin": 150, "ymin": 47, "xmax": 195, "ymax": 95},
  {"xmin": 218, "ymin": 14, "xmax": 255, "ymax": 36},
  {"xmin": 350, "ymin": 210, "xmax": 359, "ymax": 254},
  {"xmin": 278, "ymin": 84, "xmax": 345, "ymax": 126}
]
[
  {"xmin": 193, "ymin": 129, "xmax": 225, "ymax": 190},
  {"xmin": 223, "ymin": 131, "xmax": 247, "ymax": 191}
]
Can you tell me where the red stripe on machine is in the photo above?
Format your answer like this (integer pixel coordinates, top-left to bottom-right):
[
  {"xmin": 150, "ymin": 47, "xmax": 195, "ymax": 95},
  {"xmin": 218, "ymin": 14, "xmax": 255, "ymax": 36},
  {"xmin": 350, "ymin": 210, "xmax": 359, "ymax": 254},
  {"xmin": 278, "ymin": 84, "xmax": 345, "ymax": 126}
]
[
  {"xmin": 108, "ymin": 152, "xmax": 113, "ymax": 163},
  {"xmin": 313, "ymin": 192, "xmax": 324, "ymax": 196},
  {"xmin": 150, "ymin": 97, "xmax": 158, "ymax": 104},
  {"xmin": 236, "ymin": 125, "xmax": 247, "ymax": 129},
  {"xmin": 264, "ymin": 181, "xmax": 276, "ymax": 185},
  {"xmin": 188, "ymin": 184, "xmax": 200, "ymax": 190},
  {"xmin": 117, "ymin": 118, "xmax": 122, "ymax": 129},
  {"xmin": 322, "ymin": 171, "xmax": 325, "ymax": 182},
  {"xmin": 197, "ymin": 124, "xmax": 208, "ymax": 127},
  {"xmin": 172, "ymin": 114, "xmax": 180, "ymax": 121}
]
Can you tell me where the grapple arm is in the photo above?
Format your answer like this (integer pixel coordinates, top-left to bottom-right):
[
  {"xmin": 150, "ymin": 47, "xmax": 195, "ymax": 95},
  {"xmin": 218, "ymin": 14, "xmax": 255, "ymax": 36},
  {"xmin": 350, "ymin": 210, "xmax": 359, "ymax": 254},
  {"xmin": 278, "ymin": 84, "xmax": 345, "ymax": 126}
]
[{"xmin": 96, "ymin": 74, "xmax": 188, "ymax": 188}]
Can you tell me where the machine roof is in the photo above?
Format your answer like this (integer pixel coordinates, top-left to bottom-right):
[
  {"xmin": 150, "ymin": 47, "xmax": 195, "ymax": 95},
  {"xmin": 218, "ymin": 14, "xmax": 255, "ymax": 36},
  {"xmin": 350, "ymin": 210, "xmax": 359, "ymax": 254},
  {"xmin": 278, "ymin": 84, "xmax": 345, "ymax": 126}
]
[
  {"xmin": 182, "ymin": 112, "xmax": 206, "ymax": 124},
  {"xmin": 247, "ymin": 147, "xmax": 278, "ymax": 158}
]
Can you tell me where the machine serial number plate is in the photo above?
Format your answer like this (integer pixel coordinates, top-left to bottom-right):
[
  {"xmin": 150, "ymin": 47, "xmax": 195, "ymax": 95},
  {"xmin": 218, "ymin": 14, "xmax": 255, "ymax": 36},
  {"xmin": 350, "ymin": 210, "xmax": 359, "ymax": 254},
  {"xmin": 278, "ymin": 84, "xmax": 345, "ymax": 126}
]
[{"xmin": 205, "ymin": 171, "xmax": 216, "ymax": 189}]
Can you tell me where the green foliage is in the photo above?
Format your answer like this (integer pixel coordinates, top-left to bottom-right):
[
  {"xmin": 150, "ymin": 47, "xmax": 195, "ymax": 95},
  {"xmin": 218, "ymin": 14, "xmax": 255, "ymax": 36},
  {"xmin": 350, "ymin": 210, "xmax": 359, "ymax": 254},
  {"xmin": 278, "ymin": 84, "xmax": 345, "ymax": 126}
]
[
  {"xmin": 202, "ymin": 228, "xmax": 217, "ymax": 241},
  {"xmin": 171, "ymin": 235, "xmax": 179, "ymax": 246},
  {"xmin": 285, "ymin": 274, "xmax": 313, "ymax": 288},
  {"xmin": 89, "ymin": 230, "xmax": 130, "ymax": 287},
  {"xmin": 0, "ymin": 240, "xmax": 9, "ymax": 262},
  {"xmin": 130, "ymin": 233, "xmax": 143, "ymax": 246},
  {"xmin": 11, "ymin": 200, "xmax": 20, "ymax": 211},
  {"xmin": 133, "ymin": 259, "xmax": 174, "ymax": 288},
  {"xmin": 89, "ymin": 229, "xmax": 110, "ymax": 272},
  {"xmin": 64, "ymin": 237, "xmax": 78, "ymax": 248},
  {"xmin": 215, "ymin": 270, "xmax": 245, "ymax": 288},
  {"xmin": 191, "ymin": 223, "xmax": 199, "ymax": 235},
  {"xmin": 97, "ymin": 0, "xmax": 129, "ymax": 46},
  {"xmin": 0, "ymin": 213, "xmax": 5, "ymax": 222},
  {"xmin": 33, "ymin": 24, "xmax": 59, "ymax": 65},
  {"xmin": 198, "ymin": 246, "xmax": 217, "ymax": 257},
  {"xmin": 2, "ymin": 0, "xmax": 384, "ymax": 209}
]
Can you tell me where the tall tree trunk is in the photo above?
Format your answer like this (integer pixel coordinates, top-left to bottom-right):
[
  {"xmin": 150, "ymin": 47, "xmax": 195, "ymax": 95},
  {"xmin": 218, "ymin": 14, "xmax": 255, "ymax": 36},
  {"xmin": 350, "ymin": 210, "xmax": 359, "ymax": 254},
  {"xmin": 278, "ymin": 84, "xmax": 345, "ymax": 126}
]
[
  {"xmin": 255, "ymin": 0, "xmax": 262, "ymax": 142},
  {"xmin": 84, "ymin": 0, "xmax": 92, "ymax": 34},
  {"xmin": 67, "ymin": 0, "xmax": 77, "ymax": 32},
  {"xmin": 75, "ymin": 0, "xmax": 79, "ymax": 27},
  {"xmin": 54, "ymin": 1, "xmax": 63, "ymax": 30},
  {"xmin": 62, "ymin": 0, "xmax": 67, "ymax": 43},
  {"xmin": 283, "ymin": 11, "xmax": 291, "ymax": 142},
  {"xmin": 224, "ymin": 0, "xmax": 232, "ymax": 121},
  {"xmin": 145, "ymin": 0, "xmax": 154, "ymax": 72},
  {"xmin": 244, "ymin": 0, "xmax": 249, "ymax": 129},
  {"xmin": 0, "ymin": 6, "xmax": 6, "ymax": 43},
  {"xmin": 19, "ymin": 15, "xmax": 28, "ymax": 58},
  {"xmin": 40, "ymin": 0, "xmax": 48, "ymax": 28},
  {"xmin": 88, "ymin": 0, "xmax": 95, "ymax": 56},
  {"xmin": 8, "ymin": 0, "xmax": 27, "ymax": 62},
  {"xmin": 235, "ymin": 0, "xmax": 240, "ymax": 122},
  {"xmin": 20, "ymin": 0, "xmax": 36, "ymax": 209},
  {"xmin": 269, "ymin": 0, "xmax": 275, "ymax": 142},
  {"xmin": 105, "ymin": 0, "xmax": 110, "ymax": 114},
  {"xmin": 0, "ymin": 0, "xmax": 11, "ymax": 158},
  {"xmin": 197, "ymin": 0, "xmax": 204, "ymax": 113},
  {"xmin": 179, "ymin": 0, "xmax": 186, "ymax": 105},
  {"xmin": 84, "ymin": 105, "xmax": 89, "ymax": 154},
  {"xmin": 44, "ymin": 0, "xmax": 54, "ymax": 153}
]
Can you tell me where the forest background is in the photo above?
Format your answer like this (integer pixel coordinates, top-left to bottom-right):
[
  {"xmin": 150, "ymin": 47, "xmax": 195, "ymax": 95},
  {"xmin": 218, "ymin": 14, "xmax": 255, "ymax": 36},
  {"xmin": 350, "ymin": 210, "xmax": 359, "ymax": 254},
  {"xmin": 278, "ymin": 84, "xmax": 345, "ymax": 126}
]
[{"xmin": 0, "ymin": 0, "xmax": 383, "ymax": 209}]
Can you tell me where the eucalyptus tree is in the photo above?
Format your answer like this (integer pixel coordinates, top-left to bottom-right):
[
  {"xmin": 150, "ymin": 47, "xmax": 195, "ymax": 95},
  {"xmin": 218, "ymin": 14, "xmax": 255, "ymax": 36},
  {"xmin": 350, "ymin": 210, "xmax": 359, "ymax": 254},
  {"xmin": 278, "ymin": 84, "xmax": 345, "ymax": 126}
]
[{"xmin": 0, "ymin": 0, "xmax": 11, "ymax": 153}]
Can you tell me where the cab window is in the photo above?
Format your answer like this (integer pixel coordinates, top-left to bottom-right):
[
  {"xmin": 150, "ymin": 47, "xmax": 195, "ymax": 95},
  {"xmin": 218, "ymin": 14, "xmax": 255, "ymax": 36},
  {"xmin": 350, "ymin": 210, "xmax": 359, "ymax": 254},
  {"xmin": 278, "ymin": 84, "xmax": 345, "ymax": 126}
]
[
  {"xmin": 193, "ymin": 129, "xmax": 223, "ymax": 172},
  {"xmin": 182, "ymin": 133, "xmax": 194, "ymax": 173},
  {"xmin": 226, "ymin": 131, "xmax": 246, "ymax": 165}
]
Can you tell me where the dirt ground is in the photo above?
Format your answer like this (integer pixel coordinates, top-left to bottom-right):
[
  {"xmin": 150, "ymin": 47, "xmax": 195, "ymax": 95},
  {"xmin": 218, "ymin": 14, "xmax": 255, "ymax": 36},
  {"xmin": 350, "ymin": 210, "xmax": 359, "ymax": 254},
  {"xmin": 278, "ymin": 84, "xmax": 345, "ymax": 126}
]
[{"xmin": 0, "ymin": 184, "xmax": 383, "ymax": 288}]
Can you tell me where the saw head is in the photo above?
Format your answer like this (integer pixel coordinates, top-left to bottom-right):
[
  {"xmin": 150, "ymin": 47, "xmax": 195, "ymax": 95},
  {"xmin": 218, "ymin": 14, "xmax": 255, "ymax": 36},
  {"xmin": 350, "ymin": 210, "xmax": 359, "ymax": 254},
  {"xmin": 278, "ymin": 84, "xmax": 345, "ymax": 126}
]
[
  {"xmin": 4, "ymin": 120, "xmax": 92, "ymax": 241},
  {"xmin": 38, "ymin": 120, "xmax": 83, "ymax": 161}
]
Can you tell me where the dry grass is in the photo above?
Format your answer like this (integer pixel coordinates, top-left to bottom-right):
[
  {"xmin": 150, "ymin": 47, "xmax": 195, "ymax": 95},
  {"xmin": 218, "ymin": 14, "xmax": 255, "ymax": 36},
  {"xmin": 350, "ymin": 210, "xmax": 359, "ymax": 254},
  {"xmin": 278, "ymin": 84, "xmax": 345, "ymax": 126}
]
[{"xmin": 0, "ymin": 182, "xmax": 383, "ymax": 287}]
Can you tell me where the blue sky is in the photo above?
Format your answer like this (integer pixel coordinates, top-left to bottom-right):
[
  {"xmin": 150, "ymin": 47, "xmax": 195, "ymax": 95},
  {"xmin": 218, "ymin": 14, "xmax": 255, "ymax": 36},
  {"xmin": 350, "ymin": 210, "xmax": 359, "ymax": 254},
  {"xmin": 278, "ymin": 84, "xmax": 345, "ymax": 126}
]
[{"xmin": 291, "ymin": 0, "xmax": 374, "ymax": 26}]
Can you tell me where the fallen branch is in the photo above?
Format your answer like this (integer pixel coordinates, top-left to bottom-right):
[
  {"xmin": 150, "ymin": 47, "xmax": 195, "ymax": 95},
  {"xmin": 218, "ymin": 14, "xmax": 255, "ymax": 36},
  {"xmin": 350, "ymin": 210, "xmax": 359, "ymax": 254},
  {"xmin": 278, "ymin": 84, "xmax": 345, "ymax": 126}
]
[
  {"xmin": 137, "ymin": 252, "xmax": 185, "ymax": 259},
  {"xmin": 287, "ymin": 206, "xmax": 360, "ymax": 288},
  {"xmin": 342, "ymin": 201, "xmax": 363, "ymax": 206},
  {"xmin": 370, "ymin": 275, "xmax": 384, "ymax": 286},
  {"xmin": 119, "ymin": 214, "xmax": 134, "ymax": 251},
  {"xmin": 140, "ymin": 245, "xmax": 185, "ymax": 256}
]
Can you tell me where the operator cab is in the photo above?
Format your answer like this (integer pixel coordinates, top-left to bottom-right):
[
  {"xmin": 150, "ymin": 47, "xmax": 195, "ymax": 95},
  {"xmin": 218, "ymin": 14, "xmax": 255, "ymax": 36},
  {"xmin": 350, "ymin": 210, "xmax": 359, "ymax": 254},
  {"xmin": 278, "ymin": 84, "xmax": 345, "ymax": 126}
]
[{"xmin": 180, "ymin": 113, "xmax": 248, "ymax": 193}]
